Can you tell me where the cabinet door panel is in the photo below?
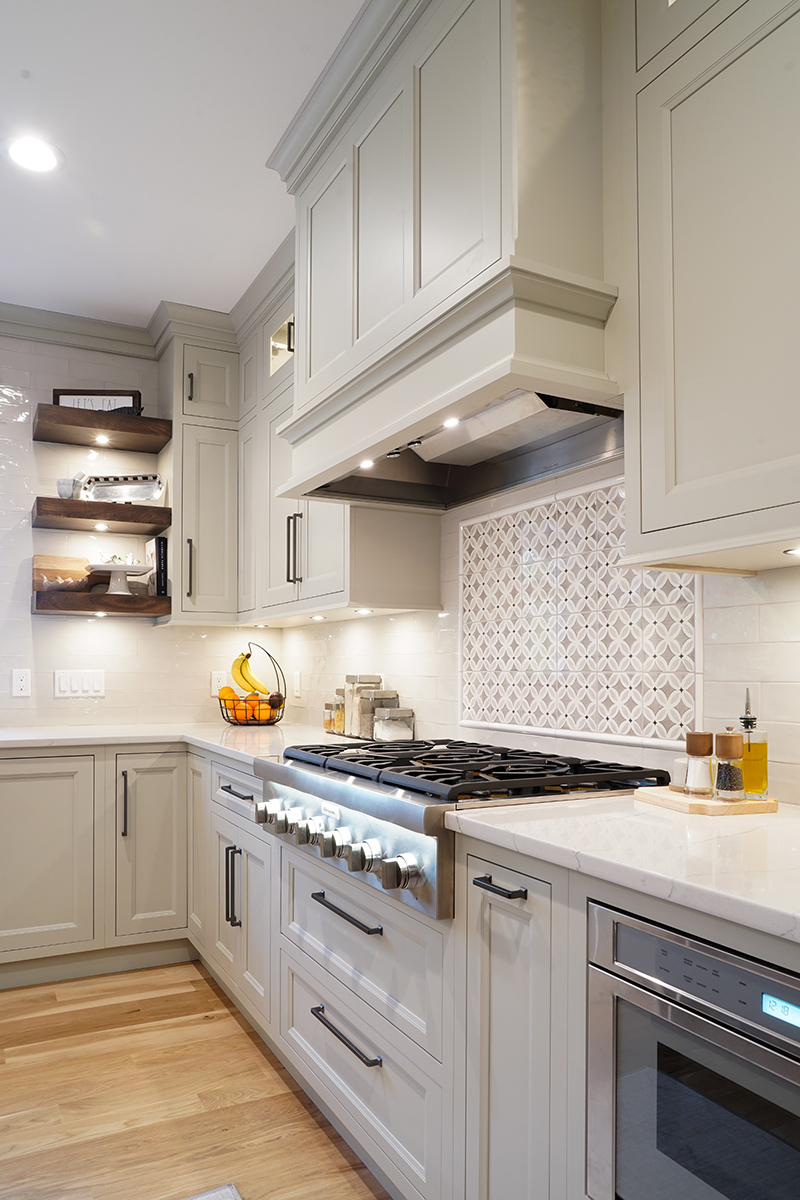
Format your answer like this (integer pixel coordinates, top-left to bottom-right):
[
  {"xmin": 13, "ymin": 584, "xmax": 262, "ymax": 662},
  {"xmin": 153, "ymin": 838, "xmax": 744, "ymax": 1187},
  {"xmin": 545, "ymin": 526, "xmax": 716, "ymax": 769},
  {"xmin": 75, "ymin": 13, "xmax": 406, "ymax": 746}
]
[
  {"xmin": 209, "ymin": 813, "xmax": 238, "ymax": 977},
  {"xmin": 418, "ymin": 0, "xmax": 501, "ymax": 291},
  {"xmin": 465, "ymin": 855, "xmax": 551, "ymax": 1200},
  {"xmin": 357, "ymin": 92, "xmax": 406, "ymax": 338},
  {"xmin": 299, "ymin": 499, "xmax": 346, "ymax": 601},
  {"xmin": 238, "ymin": 413, "xmax": 257, "ymax": 614},
  {"xmin": 183, "ymin": 345, "xmax": 238, "ymax": 421},
  {"xmin": 261, "ymin": 387, "xmax": 300, "ymax": 610},
  {"xmin": 182, "ymin": 424, "xmax": 237, "ymax": 613},
  {"xmin": 115, "ymin": 753, "xmax": 187, "ymax": 937},
  {"xmin": 238, "ymin": 828, "xmax": 271, "ymax": 1020},
  {"xmin": 309, "ymin": 163, "xmax": 352, "ymax": 379},
  {"xmin": 187, "ymin": 754, "xmax": 208, "ymax": 947},
  {"xmin": 0, "ymin": 756, "xmax": 94, "ymax": 954},
  {"xmin": 636, "ymin": 0, "xmax": 729, "ymax": 68},
  {"xmin": 638, "ymin": 3, "xmax": 800, "ymax": 534}
]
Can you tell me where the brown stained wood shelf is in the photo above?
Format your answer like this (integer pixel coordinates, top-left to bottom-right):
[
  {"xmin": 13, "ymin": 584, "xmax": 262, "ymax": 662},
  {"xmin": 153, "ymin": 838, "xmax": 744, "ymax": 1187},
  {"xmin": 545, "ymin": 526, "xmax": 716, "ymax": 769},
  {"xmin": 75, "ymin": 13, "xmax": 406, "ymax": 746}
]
[
  {"xmin": 33, "ymin": 591, "xmax": 171, "ymax": 617},
  {"xmin": 32, "ymin": 496, "xmax": 171, "ymax": 535},
  {"xmin": 32, "ymin": 404, "xmax": 172, "ymax": 453}
]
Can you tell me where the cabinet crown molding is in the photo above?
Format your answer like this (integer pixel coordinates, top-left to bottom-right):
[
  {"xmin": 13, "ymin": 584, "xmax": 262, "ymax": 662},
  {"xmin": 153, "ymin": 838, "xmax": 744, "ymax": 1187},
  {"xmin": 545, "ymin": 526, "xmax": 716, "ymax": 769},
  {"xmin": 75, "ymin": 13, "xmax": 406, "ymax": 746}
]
[
  {"xmin": 149, "ymin": 301, "xmax": 237, "ymax": 359},
  {"xmin": 267, "ymin": 0, "xmax": 433, "ymax": 194},
  {"xmin": 0, "ymin": 300, "xmax": 156, "ymax": 360},
  {"xmin": 230, "ymin": 231, "xmax": 295, "ymax": 344}
]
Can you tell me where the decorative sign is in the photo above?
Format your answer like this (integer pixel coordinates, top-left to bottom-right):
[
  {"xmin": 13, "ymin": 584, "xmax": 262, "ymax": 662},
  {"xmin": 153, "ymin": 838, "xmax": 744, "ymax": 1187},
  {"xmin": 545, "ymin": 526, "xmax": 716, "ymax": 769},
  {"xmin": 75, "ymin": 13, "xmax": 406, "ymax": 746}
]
[{"xmin": 53, "ymin": 389, "xmax": 142, "ymax": 412}]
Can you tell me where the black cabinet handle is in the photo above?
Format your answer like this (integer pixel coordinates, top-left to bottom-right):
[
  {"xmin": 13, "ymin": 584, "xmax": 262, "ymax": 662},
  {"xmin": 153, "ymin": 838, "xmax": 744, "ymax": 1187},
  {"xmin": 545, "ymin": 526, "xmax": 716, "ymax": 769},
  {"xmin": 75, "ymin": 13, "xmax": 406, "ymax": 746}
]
[
  {"xmin": 472, "ymin": 873, "xmax": 528, "ymax": 901},
  {"xmin": 229, "ymin": 846, "xmax": 242, "ymax": 928},
  {"xmin": 187, "ymin": 371, "xmax": 194, "ymax": 402},
  {"xmin": 221, "ymin": 783, "xmax": 254, "ymax": 803},
  {"xmin": 311, "ymin": 890, "xmax": 382, "ymax": 936},
  {"xmin": 121, "ymin": 769, "xmax": 128, "ymax": 837},
  {"xmin": 224, "ymin": 844, "xmax": 233, "ymax": 924},
  {"xmin": 286, "ymin": 514, "xmax": 294, "ymax": 583},
  {"xmin": 186, "ymin": 538, "xmax": 194, "ymax": 597},
  {"xmin": 286, "ymin": 320, "xmax": 294, "ymax": 354},
  {"xmin": 293, "ymin": 511, "xmax": 303, "ymax": 583},
  {"xmin": 310, "ymin": 1005, "xmax": 381, "ymax": 1068}
]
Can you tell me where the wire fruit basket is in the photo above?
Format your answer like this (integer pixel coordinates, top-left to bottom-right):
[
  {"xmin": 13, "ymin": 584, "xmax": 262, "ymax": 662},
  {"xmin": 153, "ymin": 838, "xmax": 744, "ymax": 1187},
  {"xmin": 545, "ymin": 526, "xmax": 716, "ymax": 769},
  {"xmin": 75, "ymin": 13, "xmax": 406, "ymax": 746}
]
[{"xmin": 218, "ymin": 644, "xmax": 286, "ymax": 726}]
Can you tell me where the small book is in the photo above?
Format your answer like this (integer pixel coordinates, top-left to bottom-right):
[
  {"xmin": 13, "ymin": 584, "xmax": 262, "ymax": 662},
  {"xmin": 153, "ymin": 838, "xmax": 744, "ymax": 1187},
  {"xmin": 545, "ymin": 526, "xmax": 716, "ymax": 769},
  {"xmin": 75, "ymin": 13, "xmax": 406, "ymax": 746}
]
[{"xmin": 145, "ymin": 536, "xmax": 168, "ymax": 596}]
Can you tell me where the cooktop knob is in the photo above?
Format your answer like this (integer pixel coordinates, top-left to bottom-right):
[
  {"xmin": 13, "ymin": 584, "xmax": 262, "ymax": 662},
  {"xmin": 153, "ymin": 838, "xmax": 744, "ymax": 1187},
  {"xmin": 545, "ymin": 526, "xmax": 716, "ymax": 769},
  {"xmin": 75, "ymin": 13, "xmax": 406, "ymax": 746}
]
[
  {"xmin": 275, "ymin": 807, "xmax": 302, "ymax": 835},
  {"xmin": 344, "ymin": 839, "xmax": 383, "ymax": 873},
  {"xmin": 320, "ymin": 828, "xmax": 351, "ymax": 858},
  {"xmin": 381, "ymin": 854, "xmax": 420, "ymax": 890},
  {"xmin": 261, "ymin": 800, "xmax": 283, "ymax": 825},
  {"xmin": 295, "ymin": 816, "xmax": 325, "ymax": 846}
]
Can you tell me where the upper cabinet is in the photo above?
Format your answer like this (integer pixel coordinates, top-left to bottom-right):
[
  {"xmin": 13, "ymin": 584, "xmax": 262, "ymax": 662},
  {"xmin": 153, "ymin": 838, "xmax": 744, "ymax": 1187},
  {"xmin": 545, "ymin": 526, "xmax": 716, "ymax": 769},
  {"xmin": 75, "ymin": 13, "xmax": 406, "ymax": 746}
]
[
  {"xmin": 268, "ymin": 0, "xmax": 620, "ymax": 501},
  {"xmin": 183, "ymin": 345, "xmax": 239, "ymax": 421},
  {"xmin": 621, "ymin": 0, "xmax": 800, "ymax": 570}
]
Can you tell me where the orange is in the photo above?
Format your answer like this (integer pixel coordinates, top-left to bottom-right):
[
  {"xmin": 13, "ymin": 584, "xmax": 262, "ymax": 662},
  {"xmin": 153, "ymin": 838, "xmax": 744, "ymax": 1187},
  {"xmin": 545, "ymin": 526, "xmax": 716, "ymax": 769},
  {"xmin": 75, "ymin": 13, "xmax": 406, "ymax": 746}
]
[
  {"xmin": 232, "ymin": 700, "xmax": 249, "ymax": 722},
  {"xmin": 218, "ymin": 686, "xmax": 237, "ymax": 700},
  {"xmin": 244, "ymin": 693, "xmax": 261, "ymax": 720},
  {"xmin": 257, "ymin": 700, "xmax": 274, "ymax": 722}
]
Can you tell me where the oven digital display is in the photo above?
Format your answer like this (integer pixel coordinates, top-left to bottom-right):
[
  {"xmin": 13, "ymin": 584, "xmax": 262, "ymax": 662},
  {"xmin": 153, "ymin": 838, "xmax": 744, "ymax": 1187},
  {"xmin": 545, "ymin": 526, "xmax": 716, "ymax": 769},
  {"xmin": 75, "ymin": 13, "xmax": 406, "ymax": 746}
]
[{"xmin": 762, "ymin": 992, "xmax": 800, "ymax": 1028}]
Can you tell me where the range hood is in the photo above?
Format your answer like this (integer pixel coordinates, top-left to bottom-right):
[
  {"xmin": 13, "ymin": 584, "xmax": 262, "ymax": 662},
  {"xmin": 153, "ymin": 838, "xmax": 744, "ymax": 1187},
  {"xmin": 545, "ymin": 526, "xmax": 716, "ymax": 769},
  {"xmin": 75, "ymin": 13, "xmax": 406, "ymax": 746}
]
[{"xmin": 311, "ymin": 394, "xmax": 624, "ymax": 511}]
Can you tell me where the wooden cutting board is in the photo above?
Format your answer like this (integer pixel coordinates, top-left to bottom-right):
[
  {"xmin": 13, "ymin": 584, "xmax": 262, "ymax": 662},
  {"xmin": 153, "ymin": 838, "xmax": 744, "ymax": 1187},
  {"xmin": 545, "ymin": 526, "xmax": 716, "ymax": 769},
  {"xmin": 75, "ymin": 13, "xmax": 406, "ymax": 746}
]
[{"xmin": 634, "ymin": 785, "xmax": 778, "ymax": 815}]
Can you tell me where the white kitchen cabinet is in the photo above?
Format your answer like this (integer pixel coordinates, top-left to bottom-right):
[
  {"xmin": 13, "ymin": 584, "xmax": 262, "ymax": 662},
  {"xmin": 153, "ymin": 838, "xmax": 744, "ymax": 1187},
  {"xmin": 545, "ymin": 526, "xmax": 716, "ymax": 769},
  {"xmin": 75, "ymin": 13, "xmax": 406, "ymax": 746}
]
[
  {"xmin": 181, "ymin": 423, "xmax": 238, "ymax": 615},
  {"xmin": 625, "ymin": 0, "xmax": 800, "ymax": 570},
  {"xmin": 209, "ymin": 809, "xmax": 271, "ymax": 1021},
  {"xmin": 465, "ymin": 853, "xmax": 551, "ymax": 1200},
  {"xmin": 115, "ymin": 752, "xmax": 187, "ymax": 937},
  {"xmin": 238, "ymin": 330, "xmax": 258, "ymax": 419},
  {"xmin": 0, "ymin": 756, "xmax": 95, "ymax": 956},
  {"xmin": 238, "ymin": 412, "xmax": 257, "ymax": 615},
  {"xmin": 635, "ymin": 0, "xmax": 735, "ymax": 69},
  {"xmin": 187, "ymin": 753, "xmax": 209, "ymax": 947},
  {"xmin": 183, "ymin": 343, "xmax": 239, "ymax": 422}
]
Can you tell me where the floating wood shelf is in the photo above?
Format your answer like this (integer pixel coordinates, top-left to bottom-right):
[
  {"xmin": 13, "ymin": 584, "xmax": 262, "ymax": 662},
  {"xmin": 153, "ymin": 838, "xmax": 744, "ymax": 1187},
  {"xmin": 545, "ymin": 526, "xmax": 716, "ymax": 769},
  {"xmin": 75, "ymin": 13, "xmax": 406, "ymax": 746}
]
[
  {"xmin": 33, "ymin": 592, "xmax": 171, "ymax": 617},
  {"xmin": 32, "ymin": 404, "xmax": 172, "ymax": 454},
  {"xmin": 32, "ymin": 497, "xmax": 172, "ymax": 536}
]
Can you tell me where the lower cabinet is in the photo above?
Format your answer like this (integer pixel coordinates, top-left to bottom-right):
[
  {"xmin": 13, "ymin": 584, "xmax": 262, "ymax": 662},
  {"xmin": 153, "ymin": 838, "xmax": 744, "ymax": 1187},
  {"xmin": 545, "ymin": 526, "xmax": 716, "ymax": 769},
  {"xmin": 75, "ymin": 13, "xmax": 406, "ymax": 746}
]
[
  {"xmin": 464, "ymin": 853, "xmax": 552, "ymax": 1200},
  {"xmin": 115, "ymin": 752, "xmax": 188, "ymax": 937},
  {"xmin": 208, "ymin": 809, "xmax": 271, "ymax": 1021},
  {"xmin": 187, "ymin": 753, "xmax": 209, "ymax": 947},
  {"xmin": 0, "ymin": 755, "xmax": 95, "ymax": 955}
]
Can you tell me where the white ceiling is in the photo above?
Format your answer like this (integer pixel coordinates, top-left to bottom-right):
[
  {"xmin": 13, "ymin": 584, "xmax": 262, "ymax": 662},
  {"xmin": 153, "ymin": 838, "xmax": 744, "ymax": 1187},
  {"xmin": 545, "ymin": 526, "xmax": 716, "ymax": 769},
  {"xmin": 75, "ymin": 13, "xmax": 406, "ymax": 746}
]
[{"xmin": 0, "ymin": 0, "xmax": 364, "ymax": 327}]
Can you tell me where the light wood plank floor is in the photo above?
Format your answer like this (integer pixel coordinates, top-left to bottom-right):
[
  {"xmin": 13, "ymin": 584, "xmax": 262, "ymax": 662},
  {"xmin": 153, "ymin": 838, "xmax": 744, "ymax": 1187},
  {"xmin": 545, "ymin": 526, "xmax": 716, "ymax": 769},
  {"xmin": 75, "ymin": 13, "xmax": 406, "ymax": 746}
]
[{"xmin": 0, "ymin": 961, "xmax": 391, "ymax": 1200}]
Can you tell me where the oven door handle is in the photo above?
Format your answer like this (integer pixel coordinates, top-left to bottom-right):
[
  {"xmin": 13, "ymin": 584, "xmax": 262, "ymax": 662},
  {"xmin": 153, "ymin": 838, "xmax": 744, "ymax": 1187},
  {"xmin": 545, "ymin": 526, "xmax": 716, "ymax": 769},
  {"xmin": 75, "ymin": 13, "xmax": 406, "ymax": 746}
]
[
  {"xmin": 310, "ymin": 1004, "xmax": 382, "ymax": 1067},
  {"xmin": 311, "ymin": 890, "xmax": 383, "ymax": 936},
  {"xmin": 472, "ymin": 872, "xmax": 528, "ymax": 900}
]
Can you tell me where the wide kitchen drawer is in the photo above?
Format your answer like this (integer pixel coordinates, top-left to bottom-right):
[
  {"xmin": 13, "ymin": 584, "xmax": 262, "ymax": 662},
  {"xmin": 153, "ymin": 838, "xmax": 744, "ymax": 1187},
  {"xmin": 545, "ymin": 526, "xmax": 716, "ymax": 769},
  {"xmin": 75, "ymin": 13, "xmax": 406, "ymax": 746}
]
[
  {"xmin": 280, "ymin": 945, "xmax": 442, "ymax": 1200},
  {"xmin": 281, "ymin": 847, "xmax": 444, "ymax": 1059},
  {"xmin": 212, "ymin": 759, "xmax": 263, "ymax": 821}
]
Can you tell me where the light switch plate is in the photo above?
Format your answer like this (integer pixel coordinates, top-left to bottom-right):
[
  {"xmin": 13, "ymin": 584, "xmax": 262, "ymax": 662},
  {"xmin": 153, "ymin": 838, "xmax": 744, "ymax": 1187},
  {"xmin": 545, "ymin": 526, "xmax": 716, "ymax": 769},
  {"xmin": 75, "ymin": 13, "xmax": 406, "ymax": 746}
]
[
  {"xmin": 11, "ymin": 668, "xmax": 30, "ymax": 698},
  {"xmin": 293, "ymin": 670, "xmax": 302, "ymax": 699},
  {"xmin": 54, "ymin": 669, "xmax": 105, "ymax": 698},
  {"xmin": 211, "ymin": 670, "xmax": 227, "ymax": 697}
]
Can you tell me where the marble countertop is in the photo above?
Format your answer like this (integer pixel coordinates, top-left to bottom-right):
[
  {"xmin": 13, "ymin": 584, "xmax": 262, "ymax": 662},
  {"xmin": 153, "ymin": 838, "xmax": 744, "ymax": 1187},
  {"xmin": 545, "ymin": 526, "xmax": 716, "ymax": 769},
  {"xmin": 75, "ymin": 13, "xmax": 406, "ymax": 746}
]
[
  {"xmin": 446, "ymin": 797, "xmax": 800, "ymax": 944},
  {"xmin": 0, "ymin": 721, "xmax": 347, "ymax": 769}
]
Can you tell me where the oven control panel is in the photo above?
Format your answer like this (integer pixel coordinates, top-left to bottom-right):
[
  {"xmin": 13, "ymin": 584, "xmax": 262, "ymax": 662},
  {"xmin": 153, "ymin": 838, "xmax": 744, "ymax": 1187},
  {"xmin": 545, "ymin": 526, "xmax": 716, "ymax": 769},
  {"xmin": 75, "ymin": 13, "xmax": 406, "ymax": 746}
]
[{"xmin": 590, "ymin": 903, "xmax": 800, "ymax": 1050}]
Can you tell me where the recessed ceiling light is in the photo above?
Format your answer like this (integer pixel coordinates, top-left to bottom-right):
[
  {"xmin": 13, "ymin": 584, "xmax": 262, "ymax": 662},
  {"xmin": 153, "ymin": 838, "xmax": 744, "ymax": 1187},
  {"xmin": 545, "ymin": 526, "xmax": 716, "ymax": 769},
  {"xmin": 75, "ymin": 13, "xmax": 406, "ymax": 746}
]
[
  {"xmin": 94, "ymin": 523, "xmax": 109, "ymax": 532},
  {"xmin": 311, "ymin": 614, "xmax": 326, "ymax": 621},
  {"xmin": 355, "ymin": 608, "xmax": 373, "ymax": 615},
  {"xmin": 359, "ymin": 459, "xmax": 374, "ymax": 470},
  {"xmin": 443, "ymin": 417, "xmax": 460, "ymax": 429},
  {"xmin": 407, "ymin": 438, "xmax": 422, "ymax": 448},
  {"xmin": 95, "ymin": 435, "xmax": 110, "ymax": 445},
  {"xmin": 385, "ymin": 449, "xmax": 402, "ymax": 458},
  {"xmin": 784, "ymin": 548, "xmax": 800, "ymax": 557},
  {"xmin": 3, "ymin": 135, "xmax": 64, "ymax": 172}
]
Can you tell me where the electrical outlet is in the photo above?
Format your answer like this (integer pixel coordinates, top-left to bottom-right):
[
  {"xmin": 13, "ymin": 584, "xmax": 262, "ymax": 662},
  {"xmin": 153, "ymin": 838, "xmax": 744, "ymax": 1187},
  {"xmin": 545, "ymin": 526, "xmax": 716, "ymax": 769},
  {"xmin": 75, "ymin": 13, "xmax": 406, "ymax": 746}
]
[
  {"xmin": 293, "ymin": 671, "xmax": 302, "ymax": 700},
  {"xmin": 11, "ymin": 668, "xmax": 30, "ymax": 698},
  {"xmin": 54, "ymin": 670, "xmax": 105, "ymax": 698},
  {"xmin": 211, "ymin": 670, "xmax": 227, "ymax": 697}
]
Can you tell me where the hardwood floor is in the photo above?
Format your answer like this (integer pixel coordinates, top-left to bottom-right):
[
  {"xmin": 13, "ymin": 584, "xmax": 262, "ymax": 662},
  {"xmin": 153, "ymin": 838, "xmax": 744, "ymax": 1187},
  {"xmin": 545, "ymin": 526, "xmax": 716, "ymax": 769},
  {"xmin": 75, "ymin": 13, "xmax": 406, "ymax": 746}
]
[{"xmin": 0, "ymin": 962, "xmax": 390, "ymax": 1200}]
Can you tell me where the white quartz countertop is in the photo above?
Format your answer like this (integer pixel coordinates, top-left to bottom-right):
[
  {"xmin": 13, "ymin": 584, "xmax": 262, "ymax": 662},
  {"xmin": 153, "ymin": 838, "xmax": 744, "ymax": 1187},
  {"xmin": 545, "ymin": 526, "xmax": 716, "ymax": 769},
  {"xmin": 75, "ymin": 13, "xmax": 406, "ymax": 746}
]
[
  {"xmin": 0, "ymin": 722, "xmax": 348, "ymax": 769},
  {"xmin": 446, "ymin": 797, "xmax": 800, "ymax": 945}
]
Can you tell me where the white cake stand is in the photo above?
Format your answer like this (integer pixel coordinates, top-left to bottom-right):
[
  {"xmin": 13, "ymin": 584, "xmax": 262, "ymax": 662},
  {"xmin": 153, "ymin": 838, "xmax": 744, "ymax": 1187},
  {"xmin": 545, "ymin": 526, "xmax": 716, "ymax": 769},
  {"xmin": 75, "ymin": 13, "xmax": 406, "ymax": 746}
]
[{"xmin": 88, "ymin": 563, "xmax": 151, "ymax": 596}]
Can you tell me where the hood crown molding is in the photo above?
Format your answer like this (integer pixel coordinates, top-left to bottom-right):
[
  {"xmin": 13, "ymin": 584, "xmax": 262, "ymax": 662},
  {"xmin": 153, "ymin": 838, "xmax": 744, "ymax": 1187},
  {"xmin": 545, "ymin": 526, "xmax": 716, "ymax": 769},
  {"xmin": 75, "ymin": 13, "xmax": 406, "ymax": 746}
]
[
  {"xmin": 148, "ymin": 301, "xmax": 237, "ymax": 359},
  {"xmin": 267, "ymin": 0, "xmax": 433, "ymax": 194}
]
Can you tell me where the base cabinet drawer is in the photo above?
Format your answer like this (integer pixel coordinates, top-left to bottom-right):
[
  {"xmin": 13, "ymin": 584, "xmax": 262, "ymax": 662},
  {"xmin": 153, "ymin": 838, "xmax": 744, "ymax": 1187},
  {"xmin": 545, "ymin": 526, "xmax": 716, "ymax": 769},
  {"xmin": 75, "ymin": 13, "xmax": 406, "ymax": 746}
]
[
  {"xmin": 282, "ymin": 848, "xmax": 444, "ymax": 1058},
  {"xmin": 280, "ymin": 945, "xmax": 442, "ymax": 1200}
]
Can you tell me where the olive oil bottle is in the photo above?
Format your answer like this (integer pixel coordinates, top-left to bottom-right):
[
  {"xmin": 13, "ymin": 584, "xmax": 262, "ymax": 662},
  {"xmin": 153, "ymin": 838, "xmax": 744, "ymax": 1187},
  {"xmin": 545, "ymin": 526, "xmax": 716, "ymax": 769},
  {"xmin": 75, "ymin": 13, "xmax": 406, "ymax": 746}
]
[{"xmin": 740, "ymin": 689, "xmax": 768, "ymax": 797}]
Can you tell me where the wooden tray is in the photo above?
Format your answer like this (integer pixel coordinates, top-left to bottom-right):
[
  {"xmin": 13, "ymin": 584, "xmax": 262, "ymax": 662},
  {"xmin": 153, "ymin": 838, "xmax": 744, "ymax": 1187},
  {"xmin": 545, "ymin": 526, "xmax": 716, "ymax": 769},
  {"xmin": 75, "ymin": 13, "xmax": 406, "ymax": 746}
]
[{"xmin": 634, "ymin": 785, "xmax": 778, "ymax": 815}]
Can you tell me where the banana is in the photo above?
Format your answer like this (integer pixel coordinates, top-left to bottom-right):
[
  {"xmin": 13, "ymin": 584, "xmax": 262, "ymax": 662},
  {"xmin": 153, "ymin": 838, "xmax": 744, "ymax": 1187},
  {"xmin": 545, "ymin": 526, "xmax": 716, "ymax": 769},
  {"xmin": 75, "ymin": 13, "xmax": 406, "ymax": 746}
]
[
  {"xmin": 231, "ymin": 652, "xmax": 254, "ymax": 694},
  {"xmin": 239, "ymin": 654, "xmax": 271, "ymax": 695}
]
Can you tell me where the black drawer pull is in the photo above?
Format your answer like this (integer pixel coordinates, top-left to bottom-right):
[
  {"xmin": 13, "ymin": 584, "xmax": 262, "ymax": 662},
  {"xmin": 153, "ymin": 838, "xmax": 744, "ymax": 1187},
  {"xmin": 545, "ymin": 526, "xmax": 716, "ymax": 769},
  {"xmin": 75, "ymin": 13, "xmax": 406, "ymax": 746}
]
[
  {"xmin": 311, "ymin": 890, "xmax": 382, "ymax": 936},
  {"xmin": 121, "ymin": 769, "xmax": 128, "ymax": 837},
  {"xmin": 472, "ymin": 873, "xmax": 528, "ymax": 901},
  {"xmin": 310, "ymin": 1004, "xmax": 382, "ymax": 1068},
  {"xmin": 221, "ymin": 783, "xmax": 254, "ymax": 802}
]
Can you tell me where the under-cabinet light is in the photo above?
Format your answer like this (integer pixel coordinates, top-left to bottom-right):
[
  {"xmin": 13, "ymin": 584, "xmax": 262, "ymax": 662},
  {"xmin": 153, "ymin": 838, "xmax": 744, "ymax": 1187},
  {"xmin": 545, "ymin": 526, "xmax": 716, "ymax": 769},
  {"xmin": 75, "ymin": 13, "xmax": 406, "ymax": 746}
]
[
  {"xmin": 95, "ymin": 435, "xmax": 110, "ymax": 445},
  {"xmin": 443, "ymin": 417, "xmax": 460, "ymax": 428},
  {"xmin": 94, "ymin": 523, "xmax": 108, "ymax": 531},
  {"xmin": 355, "ymin": 608, "xmax": 373, "ymax": 615},
  {"xmin": 784, "ymin": 548, "xmax": 800, "ymax": 557},
  {"xmin": 311, "ymin": 615, "xmax": 326, "ymax": 621},
  {"xmin": 95, "ymin": 612, "xmax": 107, "ymax": 618},
  {"xmin": 438, "ymin": 612, "xmax": 449, "ymax": 618},
  {"xmin": 255, "ymin": 623, "xmax": 266, "ymax": 628},
  {"xmin": 359, "ymin": 459, "xmax": 374, "ymax": 470}
]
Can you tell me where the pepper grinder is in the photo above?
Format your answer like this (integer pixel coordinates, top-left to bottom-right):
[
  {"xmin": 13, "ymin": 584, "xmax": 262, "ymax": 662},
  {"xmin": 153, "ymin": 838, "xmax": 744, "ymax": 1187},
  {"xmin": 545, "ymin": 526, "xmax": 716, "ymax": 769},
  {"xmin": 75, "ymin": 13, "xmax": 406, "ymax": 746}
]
[{"xmin": 715, "ymin": 728, "xmax": 745, "ymax": 800}]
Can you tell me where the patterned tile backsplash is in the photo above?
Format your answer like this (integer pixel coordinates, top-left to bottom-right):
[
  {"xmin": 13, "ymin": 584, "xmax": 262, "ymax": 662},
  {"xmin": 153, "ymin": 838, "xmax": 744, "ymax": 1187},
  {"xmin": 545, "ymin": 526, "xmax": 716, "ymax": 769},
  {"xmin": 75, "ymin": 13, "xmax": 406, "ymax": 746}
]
[{"xmin": 461, "ymin": 484, "xmax": 697, "ymax": 741}]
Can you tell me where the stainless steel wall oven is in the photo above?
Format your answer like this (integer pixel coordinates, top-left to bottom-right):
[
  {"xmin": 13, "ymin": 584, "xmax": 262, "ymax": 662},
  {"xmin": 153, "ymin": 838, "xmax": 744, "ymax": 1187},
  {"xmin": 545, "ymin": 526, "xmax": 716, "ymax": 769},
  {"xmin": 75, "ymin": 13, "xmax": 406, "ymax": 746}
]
[{"xmin": 587, "ymin": 904, "xmax": 800, "ymax": 1200}]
